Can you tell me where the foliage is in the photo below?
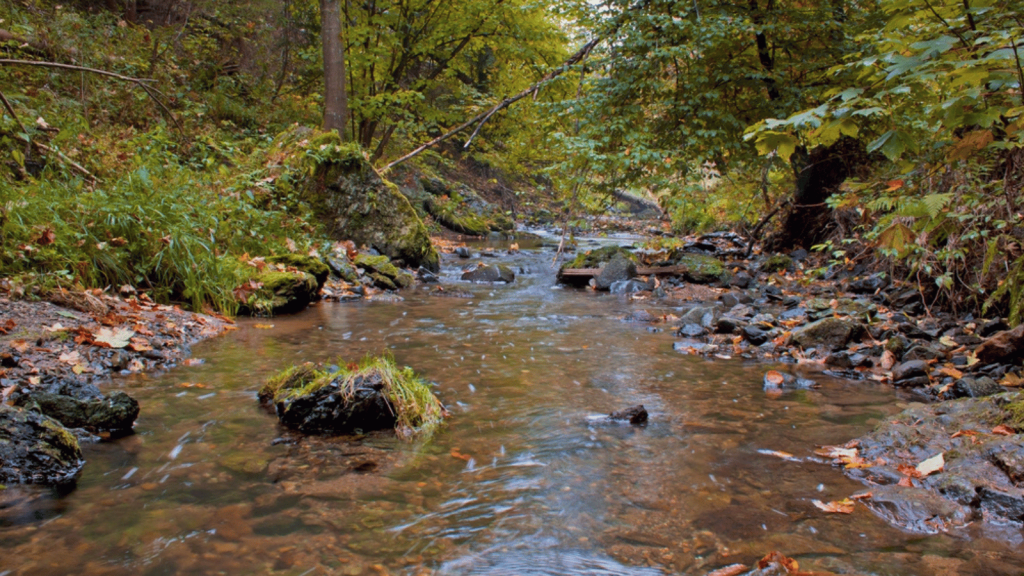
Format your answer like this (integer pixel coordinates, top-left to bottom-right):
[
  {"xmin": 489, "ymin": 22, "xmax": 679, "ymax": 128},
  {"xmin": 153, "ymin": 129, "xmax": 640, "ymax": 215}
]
[{"xmin": 0, "ymin": 144, "xmax": 324, "ymax": 313}]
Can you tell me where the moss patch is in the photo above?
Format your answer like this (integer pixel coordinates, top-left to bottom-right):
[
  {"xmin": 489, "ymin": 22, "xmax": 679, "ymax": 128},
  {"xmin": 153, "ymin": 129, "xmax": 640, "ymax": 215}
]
[
  {"xmin": 261, "ymin": 355, "xmax": 445, "ymax": 438},
  {"xmin": 564, "ymin": 246, "xmax": 637, "ymax": 270},
  {"xmin": 672, "ymin": 253, "xmax": 727, "ymax": 283},
  {"xmin": 355, "ymin": 254, "xmax": 400, "ymax": 278},
  {"xmin": 763, "ymin": 254, "xmax": 794, "ymax": 273},
  {"xmin": 267, "ymin": 254, "xmax": 330, "ymax": 287}
]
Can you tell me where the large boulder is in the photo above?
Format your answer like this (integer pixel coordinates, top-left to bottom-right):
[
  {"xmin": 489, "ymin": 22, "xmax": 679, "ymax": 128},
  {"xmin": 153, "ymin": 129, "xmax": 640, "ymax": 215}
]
[
  {"xmin": 594, "ymin": 253, "xmax": 637, "ymax": 290},
  {"xmin": 790, "ymin": 317, "xmax": 862, "ymax": 350},
  {"xmin": 240, "ymin": 270, "xmax": 319, "ymax": 316},
  {"xmin": 301, "ymin": 135, "xmax": 440, "ymax": 272},
  {"xmin": 355, "ymin": 254, "xmax": 415, "ymax": 290},
  {"xmin": 0, "ymin": 405, "xmax": 84, "ymax": 484},
  {"xmin": 557, "ymin": 246, "xmax": 637, "ymax": 288},
  {"xmin": 669, "ymin": 251, "xmax": 727, "ymax": 284}
]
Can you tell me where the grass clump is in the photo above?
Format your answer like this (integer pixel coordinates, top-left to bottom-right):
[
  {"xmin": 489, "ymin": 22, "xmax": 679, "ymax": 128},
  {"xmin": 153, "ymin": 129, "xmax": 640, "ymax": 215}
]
[{"xmin": 261, "ymin": 354, "xmax": 446, "ymax": 439}]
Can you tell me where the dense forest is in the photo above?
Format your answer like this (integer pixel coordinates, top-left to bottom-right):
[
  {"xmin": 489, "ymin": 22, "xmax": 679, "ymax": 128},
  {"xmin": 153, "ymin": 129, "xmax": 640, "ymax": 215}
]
[{"xmin": 1, "ymin": 0, "xmax": 1022, "ymax": 320}]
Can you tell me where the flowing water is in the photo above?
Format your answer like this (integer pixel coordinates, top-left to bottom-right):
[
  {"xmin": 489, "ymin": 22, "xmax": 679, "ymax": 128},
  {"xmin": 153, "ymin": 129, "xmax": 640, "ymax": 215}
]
[{"xmin": 2, "ymin": 236, "xmax": 1023, "ymax": 575}]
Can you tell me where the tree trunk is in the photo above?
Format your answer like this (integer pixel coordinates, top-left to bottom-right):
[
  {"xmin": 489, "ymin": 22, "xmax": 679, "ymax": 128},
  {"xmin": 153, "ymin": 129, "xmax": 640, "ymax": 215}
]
[{"xmin": 320, "ymin": 0, "xmax": 348, "ymax": 135}]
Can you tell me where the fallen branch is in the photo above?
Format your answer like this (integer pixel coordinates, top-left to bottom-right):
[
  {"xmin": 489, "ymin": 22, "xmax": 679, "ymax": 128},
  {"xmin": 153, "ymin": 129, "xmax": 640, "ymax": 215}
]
[
  {"xmin": 744, "ymin": 199, "xmax": 790, "ymax": 259},
  {"xmin": 383, "ymin": 0, "xmax": 650, "ymax": 172},
  {"xmin": 1, "ymin": 87, "xmax": 99, "ymax": 183},
  {"xmin": 0, "ymin": 59, "xmax": 182, "ymax": 133}
]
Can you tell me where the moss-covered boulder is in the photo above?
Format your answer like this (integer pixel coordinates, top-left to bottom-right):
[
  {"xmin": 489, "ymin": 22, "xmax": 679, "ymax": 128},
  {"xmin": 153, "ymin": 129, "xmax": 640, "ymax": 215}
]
[
  {"xmin": 267, "ymin": 254, "xmax": 330, "ymax": 288},
  {"xmin": 355, "ymin": 253, "xmax": 414, "ymax": 291},
  {"xmin": 241, "ymin": 270, "xmax": 319, "ymax": 316},
  {"xmin": 403, "ymin": 175, "xmax": 514, "ymax": 237},
  {"xmin": 0, "ymin": 404, "xmax": 84, "ymax": 484},
  {"xmin": 259, "ymin": 356, "xmax": 445, "ymax": 437},
  {"xmin": 557, "ymin": 246, "xmax": 637, "ymax": 288},
  {"xmin": 300, "ymin": 135, "xmax": 439, "ymax": 272},
  {"xmin": 670, "ymin": 252, "xmax": 728, "ymax": 284}
]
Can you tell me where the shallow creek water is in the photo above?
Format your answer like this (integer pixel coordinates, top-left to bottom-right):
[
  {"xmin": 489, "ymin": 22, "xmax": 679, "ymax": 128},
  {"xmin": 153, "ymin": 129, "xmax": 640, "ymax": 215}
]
[{"xmin": 3, "ymin": 236, "xmax": 1024, "ymax": 576}]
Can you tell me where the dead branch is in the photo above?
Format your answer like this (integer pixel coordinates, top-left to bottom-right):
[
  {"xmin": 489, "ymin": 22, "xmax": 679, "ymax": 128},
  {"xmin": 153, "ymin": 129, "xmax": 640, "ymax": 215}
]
[
  {"xmin": 0, "ymin": 59, "xmax": 182, "ymax": 132},
  {"xmin": 383, "ymin": 0, "xmax": 650, "ymax": 172}
]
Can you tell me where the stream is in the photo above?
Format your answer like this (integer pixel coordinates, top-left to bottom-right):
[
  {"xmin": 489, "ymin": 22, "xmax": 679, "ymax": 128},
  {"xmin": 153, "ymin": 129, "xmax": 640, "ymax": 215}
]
[{"xmin": 2, "ymin": 235, "xmax": 1023, "ymax": 575}]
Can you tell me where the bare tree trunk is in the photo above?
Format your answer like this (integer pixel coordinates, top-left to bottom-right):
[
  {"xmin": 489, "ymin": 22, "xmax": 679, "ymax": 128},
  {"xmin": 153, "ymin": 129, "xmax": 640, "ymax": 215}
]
[{"xmin": 320, "ymin": 0, "xmax": 349, "ymax": 136}]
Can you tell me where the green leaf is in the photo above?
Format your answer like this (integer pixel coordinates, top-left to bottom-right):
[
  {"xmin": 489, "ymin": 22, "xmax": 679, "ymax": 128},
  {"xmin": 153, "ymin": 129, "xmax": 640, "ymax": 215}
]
[
  {"xmin": 868, "ymin": 130, "xmax": 917, "ymax": 161},
  {"xmin": 754, "ymin": 131, "xmax": 799, "ymax": 161}
]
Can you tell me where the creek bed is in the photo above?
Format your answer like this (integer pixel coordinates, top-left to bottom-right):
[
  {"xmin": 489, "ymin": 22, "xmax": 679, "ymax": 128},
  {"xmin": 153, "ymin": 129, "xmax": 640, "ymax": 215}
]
[{"xmin": 1, "ymin": 237, "xmax": 1022, "ymax": 575}]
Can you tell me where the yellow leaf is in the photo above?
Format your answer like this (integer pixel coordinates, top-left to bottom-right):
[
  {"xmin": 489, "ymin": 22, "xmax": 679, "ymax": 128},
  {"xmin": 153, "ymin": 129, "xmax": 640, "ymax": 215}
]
[{"xmin": 916, "ymin": 453, "xmax": 944, "ymax": 477}]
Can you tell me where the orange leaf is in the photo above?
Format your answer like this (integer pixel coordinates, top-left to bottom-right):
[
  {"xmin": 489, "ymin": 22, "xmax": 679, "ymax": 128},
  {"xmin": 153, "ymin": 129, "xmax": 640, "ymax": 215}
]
[
  {"xmin": 992, "ymin": 425, "xmax": 1015, "ymax": 436},
  {"xmin": 757, "ymin": 551, "xmax": 799, "ymax": 572},
  {"xmin": 813, "ymin": 498, "xmax": 855, "ymax": 514},
  {"xmin": 764, "ymin": 370, "xmax": 785, "ymax": 386},
  {"xmin": 886, "ymin": 179, "xmax": 905, "ymax": 192},
  {"xmin": 707, "ymin": 565, "xmax": 747, "ymax": 576}
]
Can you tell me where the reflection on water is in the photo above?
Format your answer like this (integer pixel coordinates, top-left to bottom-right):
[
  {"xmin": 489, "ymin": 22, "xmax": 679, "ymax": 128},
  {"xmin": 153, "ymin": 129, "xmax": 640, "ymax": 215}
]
[{"xmin": 2, "ymin": 237, "xmax": 1023, "ymax": 575}]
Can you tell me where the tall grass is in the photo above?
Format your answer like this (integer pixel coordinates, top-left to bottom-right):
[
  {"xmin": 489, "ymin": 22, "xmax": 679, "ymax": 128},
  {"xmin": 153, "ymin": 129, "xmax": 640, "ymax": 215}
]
[{"xmin": 0, "ymin": 159, "xmax": 320, "ymax": 313}]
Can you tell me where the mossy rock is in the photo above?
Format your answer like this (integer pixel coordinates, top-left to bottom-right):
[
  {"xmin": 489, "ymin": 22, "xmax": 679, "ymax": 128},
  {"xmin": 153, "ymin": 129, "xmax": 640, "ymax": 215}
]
[
  {"xmin": 241, "ymin": 270, "xmax": 319, "ymax": 316},
  {"xmin": 425, "ymin": 191, "xmax": 511, "ymax": 236},
  {"xmin": 260, "ymin": 356, "xmax": 445, "ymax": 437},
  {"xmin": 369, "ymin": 273, "xmax": 398, "ymax": 291},
  {"xmin": 267, "ymin": 254, "xmax": 330, "ymax": 288},
  {"xmin": 763, "ymin": 254, "xmax": 794, "ymax": 273},
  {"xmin": 326, "ymin": 256, "xmax": 360, "ymax": 283},
  {"xmin": 355, "ymin": 254, "xmax": 400, "ymax": 279},
  {"xmin": 557, "ymin": 246, "xmax": 638, "ymax": 288},
  {"xmin": 299, "ymin": 137, "xmax": 439, "ymax": 272},
  {"xmin": 671, "ymin": 252, "xmax": 728, "ymax": 284},
  {"xmin": 1, "ymin": 404, "xmax": 83, "ymax": 485}
]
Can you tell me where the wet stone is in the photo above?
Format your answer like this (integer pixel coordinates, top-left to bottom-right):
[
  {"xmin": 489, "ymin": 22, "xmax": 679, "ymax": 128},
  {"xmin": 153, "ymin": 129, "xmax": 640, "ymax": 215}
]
[
  {"xmin": 716, "ymin": 317, "xmax": 742, "ymax": 334},
  {"xmin": 609, "ymin": 279, "xmax": 650, "ymax": 295},
  {"xmin": 903, "ymin": 345, "xmax": 944, "ymax": 362},
  {"xmin": 848, "ymin": 274, "xmax": 890, "ymax": 294},
  {"xmin": 677, "ymin": 324, "xmax": 705, "ymax": 338},
  {"xmin": 980, "ymin": 318, "xmax": 1010, "ymax": 338},
  {"xmin": 742, "ymin": 325, "xmax": 769, "ymax": 345},
  {"xmin": 608, "ymin": 404, "xmax": 648, "ymax": 425},
  {"xmin": 673, "ymin": 340, "xmax": 714, "ymax": 354},
  {"xmin": 455, "ymin": 247, "xmax": 471, "ymax": 258},
  {"xmin": 892, "ymin": 360, "xmax": 929, "ymax": 382},
  {"xmin": 624, "ymin": 310, "xmax": 658, "ymax": 323},
  {"xmin": 461, "ymin": 264, "xmax": 515, "ymax": 283}
]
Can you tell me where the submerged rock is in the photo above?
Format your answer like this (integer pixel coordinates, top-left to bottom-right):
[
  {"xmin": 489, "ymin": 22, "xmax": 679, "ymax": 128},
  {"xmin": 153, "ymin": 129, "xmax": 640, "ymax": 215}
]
[
  {"xmin": 0, "ymin": 404, "xmax": 84, "ymax": 484},
  {"xmin": 609, "ymin": 404, "xmax": 648, "ymax": 425}
]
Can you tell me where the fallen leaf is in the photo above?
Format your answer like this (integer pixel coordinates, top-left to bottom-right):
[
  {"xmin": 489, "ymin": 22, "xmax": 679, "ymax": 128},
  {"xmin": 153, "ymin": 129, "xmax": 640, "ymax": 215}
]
[
  {"xmin": 707, "ymin": 564, "xmax": 747, "ymax": 576},
  {"xmin": 938, "ymin": 366, "xmax": 963, "ymax": 379},
  {"xmin": 72, "ymin": 364, "xmax": 88, "ymax": 375},
  {"xmin": 93, "ymin": 327, "xmax": 134, "ymax": 348},
  {"xmin": 764, "ymin": 370, "xmax": 785, "ymax": 386},
  {"xmin": 813, "ymin": 498, "xmax": 855, "ymax": 514},
  {"xmin": 285, "ymin": 237, "xmax": 298, "ymax": 252},
  {"xmin": 450, "ymin": 448, "xmax": 472, "ymax": 462},
  {"xmin": 126, "ymin": 358, "xmax": 145, "ymax": 372},
  {"xmin": 179, "ymin": 382, "xmax": 207, "ymax": 388},
  {"xmin": 58, "ymin": 351, "xmax": 81, "ymax": 365},
  {"xmin": 182, "ymin": 358, "xmax": 205, "ymax": 367},
  {"xmin": 756, "ymin": 551, "xmax": 799, "ymax": 572},
  {"xmin": 10, "ymin": 340, "xmax": 30, "ymax": 354},
  {"xmin": 939, "ymin": 336, "xmax": 958, "ymax": 348},
  {"xmin": 254, "ymin": 324, "xmax": 275, "ymax": 330},
  {"xmin": 43, "ymin": 323, "xmax": 68, "ymax": 332},
  {"xmin": 0, "ymin": 318, "xmax": 16, "ymax": 335},
  {"xmin": 992, "ymin": 425, "xmax": 1015, "ymax": 436},
  {"xmin": 127, "ymin": 337, "xmax": 153, "ymax": 352},
  {"xmin": 916, "ymin": 453, "xmax": 944, "ymax": 476},
  {"xmin": 1000, "ymin": 372, "xmax": 1023, "ymax": 388},
  {"xmin": 951, "ymin": 429, "xmax": 978, "ymax": 439}
]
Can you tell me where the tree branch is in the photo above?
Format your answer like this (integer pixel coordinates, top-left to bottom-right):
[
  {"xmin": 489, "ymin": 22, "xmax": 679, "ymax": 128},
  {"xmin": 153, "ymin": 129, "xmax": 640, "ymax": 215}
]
[{"xmin": 0, "ymin": 59, "xmax": 182, "ymax": 132}]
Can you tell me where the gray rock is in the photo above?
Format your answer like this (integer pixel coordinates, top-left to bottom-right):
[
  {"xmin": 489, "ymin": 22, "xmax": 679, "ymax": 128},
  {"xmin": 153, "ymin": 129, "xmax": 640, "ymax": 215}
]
[
  {"xmin": 608, "ymin": 405, "xmax": 648, "ymax": 425},
  {"xmin": 677, "ymin": 323, "xmax": 705, "ymax": 337},
  {"xmin": 790, "ymin": 317, "xmax": 862, "ymax": 350},
  {"xmin": 17, "ymin": 390, "xmax": 139, "ymax": 431},
  {"xmin": 858, "ymin": 484, "xmax": 971, "ymax": 534},
  {"xmin": 716, "ymin": 317, "xmax": 743, "ymax": 334},
  {"xmin": 673, "ymin": 340, "xmax": 715, "ymax": 354},
  {"xmin": 779, "ymin": 307, "xmax": 806, "ymax": 321},
  {"xmin": 848, "ymin": 274, "xmax": 890, "ymax": 294},
  {"xmin": 892, "ymin": 360, "xmax": 929, "ymax": 382},
  {"xmin": 455, "ymin": 247, "xmax": 472, "ymax": 259},
  {"xmin": 903, "ymin": 345, "xmax": 943, "ymax": 362},
  {"xmin": 461, "ymin": 264, "xmax": 515, "ymax": 283},
  {"xmin": 976, "ymin": 323, "xmax": 1024, "ymax": 365},
  {"xmin": 594, "ymin": 253, "xmax": 638, "ymax": 290},
  {"xmin": 624, "ymin": 310, "xmax": 658, "ymax": 323},
  {"xmin": 950, "ymin": 376, "xmax": 1004, "ymax": 399},
  {"xmin": 682, "ymin": 306, "xmax": 717, "ymax": 325},
  {"xmin": 326, "ymin": 256, "xmax": 360, "ymax": 283},
  {"xmin": 743, "ymin": 325, "xmax": 769, "ymax": 345},
  {"xmin": 729, "ymin": 271, "xmax": 752, "ymax": 289},
  {"xmin": 0, "ymin": 404, "xmax": 84, "ymax": 484},
  {"xmin": 609, "ymin": 279, "xmax": 650, "ymax": 294}
]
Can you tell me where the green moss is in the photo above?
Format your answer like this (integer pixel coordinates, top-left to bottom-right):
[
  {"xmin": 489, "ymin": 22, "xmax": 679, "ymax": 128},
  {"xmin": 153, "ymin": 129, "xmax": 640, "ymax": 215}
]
[
  {"xmin": 564, "ymin": 246, "xmax": 637, "ymax": 269},
  {"xmin": 39, "ymin": 419, "xmax": 80, "ymax": 457},
  {"xmin": 1004, "ymin": 396, "xmax": 1024, "ymax": 429},
  {"xmin": 355, "ymin": 254, "xmax": 400, "ymax": 278},
  {"xmin": 763, "ymin": 254, "xmax": 794, "ymax": 273},
  {"xmin": 262, "ymin": 354, "xmax": 446, "ymax": 438},
  {"xmin": 673, "ymin": 253, "xmax": 727, "ymax": 283},
  {"xmin": 258, "ymin": 362, "xmax": 323, "ymax": 403},
  {"xmin": 267, "ymin": 254, "xmax": 330, "ymax": 286},
  {"xmin": 369, "ymin": 272, "xmax": 398, "ymax": 291}
]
